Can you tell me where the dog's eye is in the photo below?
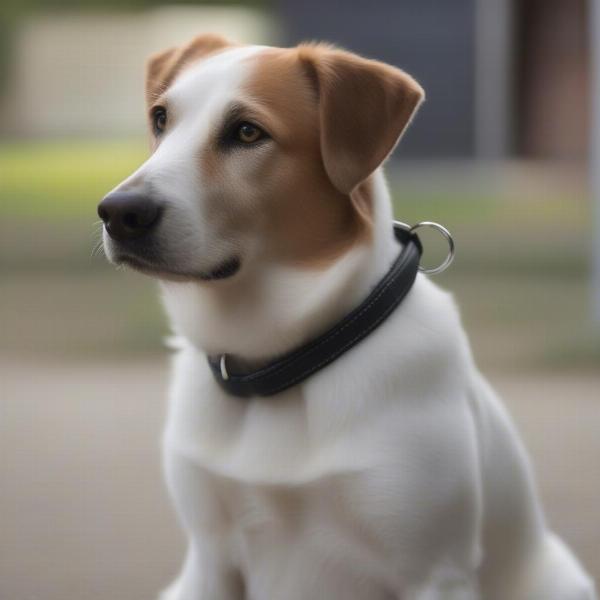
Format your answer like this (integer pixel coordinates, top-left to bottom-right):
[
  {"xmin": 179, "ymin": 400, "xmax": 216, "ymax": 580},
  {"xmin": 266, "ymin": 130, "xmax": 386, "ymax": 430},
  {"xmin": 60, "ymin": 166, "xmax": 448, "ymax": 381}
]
[
  {"xmin": 236, "ymin": 122, "xmax": 264, "ymax": 144},
  {"xmin": 152, "ymin": 107, "xmax": 167, "ymax": 135}
]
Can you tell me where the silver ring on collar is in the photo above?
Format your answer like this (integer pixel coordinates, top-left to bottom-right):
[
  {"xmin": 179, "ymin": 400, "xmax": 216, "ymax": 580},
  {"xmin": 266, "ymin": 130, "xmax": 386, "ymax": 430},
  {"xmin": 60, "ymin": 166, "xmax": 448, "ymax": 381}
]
[
  {"xmin": 220, "ymin": 354, "xmax": 229, "ymax": 381},
  {"xmin": 394, "ymin": 220, "xmax": 455, "ymax": 275}
]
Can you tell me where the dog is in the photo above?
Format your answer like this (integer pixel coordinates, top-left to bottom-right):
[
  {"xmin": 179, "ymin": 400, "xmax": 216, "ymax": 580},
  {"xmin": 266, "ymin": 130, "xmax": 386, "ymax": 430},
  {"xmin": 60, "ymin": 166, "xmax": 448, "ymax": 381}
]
[{"xmin": 98, "ymin": 35, "xmax": 596, "ymax": 600}]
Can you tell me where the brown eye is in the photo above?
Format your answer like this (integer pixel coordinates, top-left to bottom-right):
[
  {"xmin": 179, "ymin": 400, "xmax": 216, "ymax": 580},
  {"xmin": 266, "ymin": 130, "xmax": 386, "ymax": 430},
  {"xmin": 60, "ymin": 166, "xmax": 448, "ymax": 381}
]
[
  {"xmin": 236, "ymin": 122, "xmax": 263, "ymax": 143},
  {"xmin": 152, "ymin": 107, "xmax": 167, "ymax": 135}
]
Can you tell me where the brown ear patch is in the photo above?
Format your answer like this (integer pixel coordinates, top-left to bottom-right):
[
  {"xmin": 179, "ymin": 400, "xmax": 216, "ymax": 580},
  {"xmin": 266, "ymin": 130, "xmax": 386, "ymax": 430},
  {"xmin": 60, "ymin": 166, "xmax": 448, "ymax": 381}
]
[
  {"xmin": 230, "ymin": 48, "xmax": 372, "ymax": 269},
  {"xmin": 145, "ymin": 34, "xmax": 233, "ymax": 106},
  {"xmin": 298, "ymin": 43, "xmax": 424, "ymax": 194}
]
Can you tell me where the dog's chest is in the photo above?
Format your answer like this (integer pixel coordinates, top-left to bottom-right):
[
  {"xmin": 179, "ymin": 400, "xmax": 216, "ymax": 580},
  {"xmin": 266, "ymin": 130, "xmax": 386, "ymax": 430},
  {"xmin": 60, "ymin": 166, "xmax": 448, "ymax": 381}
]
[
  {"xmin": 204, "ymin": 464, "xmax": 411, "ymax": 598},
  {"xmin": 165, "ymin": 418, "xmax": 477, "ymax": 600},
  {"xmin": 164, "ymin": 342, "xmax": 481, "ymax": 597}
]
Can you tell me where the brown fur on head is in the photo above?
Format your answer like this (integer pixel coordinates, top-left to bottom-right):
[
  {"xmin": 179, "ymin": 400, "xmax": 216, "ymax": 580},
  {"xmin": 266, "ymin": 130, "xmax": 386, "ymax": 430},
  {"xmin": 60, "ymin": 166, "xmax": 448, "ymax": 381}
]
[
  {"xmin": 105, "ymin": 37, "xmax": 425, "ymax": 281},
  {"xmin": 145, "ymin": 34, "xmax": 233, "ymax": 106},
  {"xmin": 297, "ymin": 43, "xmax": 424, "ymax": 195},
  {"xmin": 195, "ymin": 43, "xmax": 424, "ymax": 268}
]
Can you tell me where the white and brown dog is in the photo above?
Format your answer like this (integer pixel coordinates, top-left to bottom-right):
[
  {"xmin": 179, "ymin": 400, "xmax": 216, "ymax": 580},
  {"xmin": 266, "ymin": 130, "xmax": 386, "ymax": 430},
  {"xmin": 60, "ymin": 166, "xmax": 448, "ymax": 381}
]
[{"xmin": 98, "ymin": 35, "xmax": 595, "ymax": 600}]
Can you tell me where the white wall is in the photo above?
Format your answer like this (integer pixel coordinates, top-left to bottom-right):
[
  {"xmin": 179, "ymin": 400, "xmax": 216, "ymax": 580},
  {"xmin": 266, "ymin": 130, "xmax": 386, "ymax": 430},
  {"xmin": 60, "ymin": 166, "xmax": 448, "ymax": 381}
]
[{"xmin": 1, "ymin": 6, "xmax": 278, "ymax": 137}]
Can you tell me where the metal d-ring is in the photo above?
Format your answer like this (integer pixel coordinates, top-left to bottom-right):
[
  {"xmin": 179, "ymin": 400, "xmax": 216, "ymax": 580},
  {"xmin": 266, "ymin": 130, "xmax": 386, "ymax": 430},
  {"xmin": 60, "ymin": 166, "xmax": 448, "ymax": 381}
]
[
  {"xmin": 220, "ymin": 354, "xmax": 229, "ymax": 381},
  {"xmin": 394, "ymin": 220, "xmax": 455, "ymax": 275}
]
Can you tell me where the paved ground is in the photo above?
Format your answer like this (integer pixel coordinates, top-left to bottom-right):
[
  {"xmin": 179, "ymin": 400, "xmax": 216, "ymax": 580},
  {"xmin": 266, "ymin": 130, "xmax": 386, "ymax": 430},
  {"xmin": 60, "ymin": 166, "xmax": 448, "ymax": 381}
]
[{"xmin": 1, "ymin": 359, "xmax": 598, "ymax": 600}]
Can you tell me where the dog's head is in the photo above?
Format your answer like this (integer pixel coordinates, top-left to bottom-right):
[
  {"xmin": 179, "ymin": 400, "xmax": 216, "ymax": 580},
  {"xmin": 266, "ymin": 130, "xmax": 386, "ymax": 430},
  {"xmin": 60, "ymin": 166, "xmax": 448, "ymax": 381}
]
[{"xmin": 98, "ymin": 35, "xmax": 423, "ymax": 282}]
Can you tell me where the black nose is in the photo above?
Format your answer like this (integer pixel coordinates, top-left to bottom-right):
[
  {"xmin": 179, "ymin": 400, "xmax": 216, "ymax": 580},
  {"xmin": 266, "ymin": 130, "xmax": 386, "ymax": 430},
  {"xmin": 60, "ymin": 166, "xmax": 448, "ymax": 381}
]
[{"xmin": 97, "ymin": 191, "xmax": 161, "ymax": 241}]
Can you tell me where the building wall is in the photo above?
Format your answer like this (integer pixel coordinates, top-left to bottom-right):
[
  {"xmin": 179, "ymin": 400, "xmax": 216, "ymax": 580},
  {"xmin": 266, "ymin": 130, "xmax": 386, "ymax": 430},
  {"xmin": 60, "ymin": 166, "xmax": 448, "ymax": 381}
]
[
  {"xmin": 1, "ymin": 2, "xmax": 587, "ymax": 161},
  {"xmin": 280, "ymin": 0, "xmax": 477, "ymax": 158},
  {"xmin": 0, "ymin": 7, "xmax": 276, "ymax": 138}
]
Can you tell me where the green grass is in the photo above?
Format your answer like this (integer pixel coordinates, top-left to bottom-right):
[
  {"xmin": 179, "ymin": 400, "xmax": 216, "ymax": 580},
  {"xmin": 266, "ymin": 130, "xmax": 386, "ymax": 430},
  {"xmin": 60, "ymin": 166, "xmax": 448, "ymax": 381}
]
[
  {"xmin": 0, "ymin": 139, "xmax": 148, "ymax": 218},
  {"xmin": 1, "ymin": 138, "xmax": 587, "ymax": 232}
]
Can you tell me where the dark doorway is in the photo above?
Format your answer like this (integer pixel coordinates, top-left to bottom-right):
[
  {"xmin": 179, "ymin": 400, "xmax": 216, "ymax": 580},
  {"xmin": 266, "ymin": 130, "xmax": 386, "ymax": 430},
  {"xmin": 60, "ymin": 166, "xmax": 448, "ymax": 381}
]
[{"xmin": 515, "ymin": 0, "xmax": 589, "ymax": 160}]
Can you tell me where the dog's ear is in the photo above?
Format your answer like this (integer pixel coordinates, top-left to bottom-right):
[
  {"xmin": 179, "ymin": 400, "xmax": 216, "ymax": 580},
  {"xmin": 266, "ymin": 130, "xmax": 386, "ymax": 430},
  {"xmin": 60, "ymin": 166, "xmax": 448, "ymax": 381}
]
[
  {"xmin": 145, "ymin": 34, "xmax": 232, "ymax": 106},
  {"xmin": 299, "ymin": 45, "xmax": 424, "ymax": 195},
  {"xmin": 146, "ymin": 46, "xmax": 177, "ymax": 106}
]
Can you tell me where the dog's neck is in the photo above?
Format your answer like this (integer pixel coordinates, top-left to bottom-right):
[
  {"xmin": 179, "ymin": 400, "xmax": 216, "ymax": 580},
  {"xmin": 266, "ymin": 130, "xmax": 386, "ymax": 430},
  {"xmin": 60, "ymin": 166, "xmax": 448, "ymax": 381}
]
[{"xmin": 160, "ymin": 170, "xmax": 400, "ymax": 364}]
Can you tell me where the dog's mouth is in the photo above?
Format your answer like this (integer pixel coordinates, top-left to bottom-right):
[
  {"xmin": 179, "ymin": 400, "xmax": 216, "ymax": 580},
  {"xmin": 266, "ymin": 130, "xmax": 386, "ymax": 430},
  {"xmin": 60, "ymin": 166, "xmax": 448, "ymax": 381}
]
[{"xmin": 116, "ymin": 253, "xmax": 241, "ymax": 282}]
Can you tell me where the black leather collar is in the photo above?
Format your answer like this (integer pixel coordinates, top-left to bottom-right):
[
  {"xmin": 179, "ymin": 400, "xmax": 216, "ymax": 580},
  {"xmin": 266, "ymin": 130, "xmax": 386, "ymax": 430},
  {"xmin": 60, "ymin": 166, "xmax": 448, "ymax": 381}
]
[{"xmin": 207, "ymin": 223, "xmax": 422, "ymax": 397}]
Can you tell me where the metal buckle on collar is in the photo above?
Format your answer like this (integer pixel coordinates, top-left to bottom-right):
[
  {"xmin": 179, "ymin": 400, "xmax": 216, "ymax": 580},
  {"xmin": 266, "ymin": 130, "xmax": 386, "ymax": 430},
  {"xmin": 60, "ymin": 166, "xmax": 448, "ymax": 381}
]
[
  {"xmin": 220, "ymin": 354, "xmax": 229, "ymax": 381},
  {"xmin": 394, "ymin": 220, "xmax": 455, "ymax": 275},
  {"xmin": 215, "ymin": 220, "xmax": 454, "ymax": 390}
]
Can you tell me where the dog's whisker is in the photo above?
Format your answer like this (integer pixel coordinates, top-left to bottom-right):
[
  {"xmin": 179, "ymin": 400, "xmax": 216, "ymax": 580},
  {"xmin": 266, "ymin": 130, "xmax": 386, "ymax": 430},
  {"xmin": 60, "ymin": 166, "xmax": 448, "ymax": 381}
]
[{"xmin": 91, "ymin": 241, "xmax": 105, "ymax": 258}]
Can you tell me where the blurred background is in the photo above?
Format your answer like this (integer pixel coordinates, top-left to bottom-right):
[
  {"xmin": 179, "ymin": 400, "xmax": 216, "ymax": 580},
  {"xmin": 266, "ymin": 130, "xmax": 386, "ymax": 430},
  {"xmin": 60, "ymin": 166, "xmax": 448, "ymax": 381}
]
[{"xmin": 1, "ymin": 1, "xmax": 598, "ymax": 599}]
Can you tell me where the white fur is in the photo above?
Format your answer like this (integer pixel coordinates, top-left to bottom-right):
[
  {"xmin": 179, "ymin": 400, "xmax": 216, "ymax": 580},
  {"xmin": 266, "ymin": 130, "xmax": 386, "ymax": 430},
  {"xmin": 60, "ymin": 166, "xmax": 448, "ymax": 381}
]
[
  {"xmin": 103, "ymin": 46, "xmax": 267, "ymax": 277},
  {"xmin": 106, "ymin": 46, "xmax": 596, "ymax": 600},
  {"xmin": 159, "ymin": 179, "xmax": 596, "ymax": 600}
]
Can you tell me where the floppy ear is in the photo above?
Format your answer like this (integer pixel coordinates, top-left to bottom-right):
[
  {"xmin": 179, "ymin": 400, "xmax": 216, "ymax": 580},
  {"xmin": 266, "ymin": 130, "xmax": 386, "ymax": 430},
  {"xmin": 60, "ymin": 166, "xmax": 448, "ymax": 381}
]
[
  {"xmin": 145, "ymin": 34, "xmax": 232, "ymax": 106},
  {"xmin": 146, "ymin": 46, "xmax": 177, "ymax": 106},
  {"xmin": 299, "ymin": 45, "xmax": 424, "ymax": 194}
]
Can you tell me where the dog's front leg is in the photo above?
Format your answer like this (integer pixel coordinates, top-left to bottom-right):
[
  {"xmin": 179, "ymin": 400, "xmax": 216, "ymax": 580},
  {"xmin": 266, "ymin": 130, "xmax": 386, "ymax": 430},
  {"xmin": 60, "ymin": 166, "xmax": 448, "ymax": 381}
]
[
  {"xmin": 159, "ymin": 542, "xmax": 244, "ymax": 600},
  {"xmin": 161, "ymin": 449, "xmax": 244, "ymax": 600}
]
